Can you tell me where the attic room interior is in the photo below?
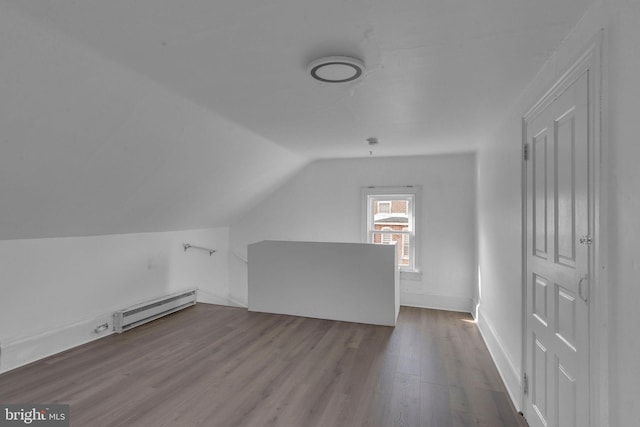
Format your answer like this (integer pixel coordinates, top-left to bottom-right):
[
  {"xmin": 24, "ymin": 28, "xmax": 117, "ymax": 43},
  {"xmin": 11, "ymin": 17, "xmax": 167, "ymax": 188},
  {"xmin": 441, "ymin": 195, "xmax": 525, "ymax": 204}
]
[{"xmin": 0, "ymin": 0, "xmax": 639, "ymax": 426}]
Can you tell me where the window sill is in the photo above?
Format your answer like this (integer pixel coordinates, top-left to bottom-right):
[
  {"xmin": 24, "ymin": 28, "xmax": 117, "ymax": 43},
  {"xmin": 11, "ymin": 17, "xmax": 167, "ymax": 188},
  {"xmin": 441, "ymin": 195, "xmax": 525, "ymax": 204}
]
[{"xmin": 400, "ymin": 270, "xmax": 422, "ymax": 281}]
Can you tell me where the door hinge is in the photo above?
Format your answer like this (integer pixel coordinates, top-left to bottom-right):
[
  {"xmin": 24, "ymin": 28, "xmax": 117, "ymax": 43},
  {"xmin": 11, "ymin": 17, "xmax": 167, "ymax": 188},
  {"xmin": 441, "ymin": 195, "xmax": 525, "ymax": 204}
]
[
  {"xmin": 523, "ymin": 143, "xmax": 530, "ymax": 161},
  {"xmin": 523, "ymin": 373, "xmax": 529, "ymax": 395}
]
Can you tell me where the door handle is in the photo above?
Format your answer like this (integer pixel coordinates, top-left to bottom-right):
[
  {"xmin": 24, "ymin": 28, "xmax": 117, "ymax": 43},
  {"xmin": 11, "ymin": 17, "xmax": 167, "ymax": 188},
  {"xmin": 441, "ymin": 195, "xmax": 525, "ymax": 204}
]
[
  {"xmin": 579, "ymin": 235, "xmax": 593, "ymax": 245},
  {"xmin": 578, "ymin": 275, "xmax": 589, "ymax": 302}
]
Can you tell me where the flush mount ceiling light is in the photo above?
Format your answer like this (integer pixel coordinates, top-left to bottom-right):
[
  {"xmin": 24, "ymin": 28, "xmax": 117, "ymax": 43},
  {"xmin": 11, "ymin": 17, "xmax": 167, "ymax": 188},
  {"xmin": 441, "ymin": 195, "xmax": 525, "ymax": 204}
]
[{"xmin": 308, "ymin": 56, "xmax": 365, "ymax": 83}]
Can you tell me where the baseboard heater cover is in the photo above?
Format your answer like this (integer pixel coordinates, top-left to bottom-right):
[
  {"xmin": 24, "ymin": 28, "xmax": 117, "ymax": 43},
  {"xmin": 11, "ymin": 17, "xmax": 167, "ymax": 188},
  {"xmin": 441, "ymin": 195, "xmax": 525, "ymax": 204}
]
[{"xmin": 113, "ymin": 289, "xmax": 197, "ymax": 333}]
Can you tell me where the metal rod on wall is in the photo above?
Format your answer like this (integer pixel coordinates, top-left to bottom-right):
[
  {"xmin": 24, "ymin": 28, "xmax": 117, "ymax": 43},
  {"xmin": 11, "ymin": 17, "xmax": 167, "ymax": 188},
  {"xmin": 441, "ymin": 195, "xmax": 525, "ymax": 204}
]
[{"xmin": 183, "ymin": 243, "xmax": 216, "ymax": 256}]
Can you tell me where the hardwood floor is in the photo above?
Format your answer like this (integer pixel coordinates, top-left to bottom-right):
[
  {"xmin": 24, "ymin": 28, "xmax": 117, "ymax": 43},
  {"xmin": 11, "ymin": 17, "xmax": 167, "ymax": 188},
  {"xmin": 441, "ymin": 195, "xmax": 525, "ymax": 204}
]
[{"xmin": 0, "ymin": 304, "xmax": 527, "ymax": 426}]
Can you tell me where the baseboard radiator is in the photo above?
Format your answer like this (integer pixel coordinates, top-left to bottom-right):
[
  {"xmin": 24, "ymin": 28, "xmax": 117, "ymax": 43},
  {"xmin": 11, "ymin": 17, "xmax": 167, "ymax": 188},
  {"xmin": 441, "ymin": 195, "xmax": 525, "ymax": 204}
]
[{"xmin": 113, "ymin": 289, "xmax": 197, "ymax": 333}]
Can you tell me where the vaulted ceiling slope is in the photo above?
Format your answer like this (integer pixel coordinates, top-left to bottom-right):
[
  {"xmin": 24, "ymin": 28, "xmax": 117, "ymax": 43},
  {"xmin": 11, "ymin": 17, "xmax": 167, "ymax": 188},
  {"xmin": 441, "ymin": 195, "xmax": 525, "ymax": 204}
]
[
  {"xmin": 0, "ymin": 5, "xmax": 306, "ymax": 239},
  {"xmin": 0, "ymin": 1, "xmax": 592, "ymax": 239}
]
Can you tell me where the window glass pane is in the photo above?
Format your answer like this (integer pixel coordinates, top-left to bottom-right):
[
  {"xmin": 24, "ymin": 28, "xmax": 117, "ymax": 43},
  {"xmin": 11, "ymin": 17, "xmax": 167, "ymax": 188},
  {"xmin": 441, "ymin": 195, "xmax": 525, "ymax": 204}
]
[
  {"xmin": 365, "ymin": 191, "xmax": 416, "ymax": 271},
  {"xmin": 371, "ymin": 197, "xmax": 411, "ymax": 230},
  {"xmin": 370, "ymin": 232, "xmax": 411, "ymax": 267},
  {"xmin": 377, "ymin": 201, "xmax": 391, "ymax": 214},
  {"xmin": 381, "ymin": 227, "xmax": 392, "ymax": 244},
  {"xmin": 402, "ymin": 228, "xmax": 410, "ymax": 257}
]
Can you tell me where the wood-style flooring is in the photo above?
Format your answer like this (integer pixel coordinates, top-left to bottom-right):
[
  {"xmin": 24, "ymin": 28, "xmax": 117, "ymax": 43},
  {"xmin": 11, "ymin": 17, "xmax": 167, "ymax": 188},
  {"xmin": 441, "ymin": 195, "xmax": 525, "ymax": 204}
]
[{"xmin": 0, "ymin": 304, "xmax": 527, "ymax": 426}]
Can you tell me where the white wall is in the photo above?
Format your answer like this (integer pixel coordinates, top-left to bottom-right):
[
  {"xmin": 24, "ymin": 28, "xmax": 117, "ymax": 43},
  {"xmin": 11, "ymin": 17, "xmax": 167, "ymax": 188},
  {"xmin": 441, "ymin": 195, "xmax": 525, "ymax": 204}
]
[
  {"xmin": 248, "ymin": 241, "xmax": 399, "ymax": 326},
  {"xmin": 477, "ymin": 0, "xmax": 640, "ymax": 424},
  {"xmin": 0, "ymin": 227, "xmax": 229, "ymax": 373},
  {"xmin": 230, "ymin": 154, "xmax": 477, "ymax": 312},
  {"xmin": 604, "ymin": 0, "xmax": 640, "ymax": 425}
]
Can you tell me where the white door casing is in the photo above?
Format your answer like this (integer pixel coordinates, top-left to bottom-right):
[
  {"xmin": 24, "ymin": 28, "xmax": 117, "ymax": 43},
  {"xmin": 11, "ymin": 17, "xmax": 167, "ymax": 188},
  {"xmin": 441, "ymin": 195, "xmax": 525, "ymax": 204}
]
[{"xmin": 522, "ymin": 40, "xmax": 601, "ymax": 427}]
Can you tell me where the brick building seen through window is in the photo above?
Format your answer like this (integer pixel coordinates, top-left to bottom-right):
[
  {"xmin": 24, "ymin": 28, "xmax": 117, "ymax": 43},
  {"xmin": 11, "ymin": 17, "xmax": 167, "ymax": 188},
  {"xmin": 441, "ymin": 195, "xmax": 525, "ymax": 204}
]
[{"xmin": 371, "ymin": 199, "xmax": 411, "ymax": 267}]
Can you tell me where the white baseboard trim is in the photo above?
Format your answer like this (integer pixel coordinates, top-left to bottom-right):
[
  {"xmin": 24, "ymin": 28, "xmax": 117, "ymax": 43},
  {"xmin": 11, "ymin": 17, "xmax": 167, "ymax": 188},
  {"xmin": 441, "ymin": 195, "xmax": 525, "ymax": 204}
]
[
  {"xmin": 197, "ymin": 288, "xmax": 248, "ymax": 308},
  {"xmin": 1, "ymin": 289, "xmax": 205, "ymax": 375},
  {"xmin": 400, "ymin": 292, "xmax": 473, "ymax": 313},
  {"xmin": 476, "ymin": 309, "xmax": 522, "ymax": 411},
  {"xmin": 227, "ymin": 293, "xmax": 248, "ymax": 308},
  {"xmin": 0, "ymin": 313, "xmax": 113, "ymax": 375},
  {"xmin": 196, "ymin": 288, "xmax": 232, "ymax": 306},
  {"xmin": 227, "ymin": 295, "xmax": 248, "ymax": 308}
]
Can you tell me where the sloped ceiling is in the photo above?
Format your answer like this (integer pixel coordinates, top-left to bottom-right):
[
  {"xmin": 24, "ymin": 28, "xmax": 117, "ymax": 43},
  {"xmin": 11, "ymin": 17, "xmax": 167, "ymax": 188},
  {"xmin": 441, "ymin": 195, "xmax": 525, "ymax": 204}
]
[
  {"xmin": 0, "ymin": 5, "xmax": 306, "ymax": 239},
  {"xmin": 0, "ymin": 0, "xmax": 593, "ymax": 238}
]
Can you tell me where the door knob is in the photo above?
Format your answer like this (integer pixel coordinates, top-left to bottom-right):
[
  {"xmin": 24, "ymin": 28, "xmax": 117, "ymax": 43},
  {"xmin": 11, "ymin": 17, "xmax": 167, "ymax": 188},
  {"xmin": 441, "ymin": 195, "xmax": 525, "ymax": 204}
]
[
  {"xmin": 578, "ymin": 275, "xmax": 589, "ymax": 302},
  {"xmin": 579, "ymin": 236, "xmax": 593, "ymax": 245}
]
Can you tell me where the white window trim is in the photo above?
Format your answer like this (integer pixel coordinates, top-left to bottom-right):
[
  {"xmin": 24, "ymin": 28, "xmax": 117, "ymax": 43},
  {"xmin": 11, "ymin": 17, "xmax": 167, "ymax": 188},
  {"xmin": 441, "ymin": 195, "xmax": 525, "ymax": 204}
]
[{"xmin": 361, "ymin": 186, "xmax": 422, "ymax": 277}]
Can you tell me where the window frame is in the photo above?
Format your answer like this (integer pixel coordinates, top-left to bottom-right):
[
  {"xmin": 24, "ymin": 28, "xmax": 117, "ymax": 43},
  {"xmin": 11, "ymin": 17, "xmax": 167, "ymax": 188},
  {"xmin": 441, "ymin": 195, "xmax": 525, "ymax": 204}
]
[{"xmin": 361, "ymin": 186, "xmax": 421, "ymax": 275}]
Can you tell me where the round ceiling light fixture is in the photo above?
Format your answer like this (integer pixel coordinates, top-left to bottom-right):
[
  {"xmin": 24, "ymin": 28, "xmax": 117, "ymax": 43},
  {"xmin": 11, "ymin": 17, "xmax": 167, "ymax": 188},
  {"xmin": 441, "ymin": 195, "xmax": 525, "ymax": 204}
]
[{"xmin": 308, "ymin": 56, "xmax": 365, "ymax": 83}]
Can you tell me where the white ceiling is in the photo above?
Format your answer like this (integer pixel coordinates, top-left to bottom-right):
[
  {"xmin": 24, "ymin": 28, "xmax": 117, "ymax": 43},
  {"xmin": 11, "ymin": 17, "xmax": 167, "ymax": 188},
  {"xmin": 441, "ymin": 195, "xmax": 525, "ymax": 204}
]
[{"xmin": 5, "ymin": 0, "xmax": 593, "ymax": 159}]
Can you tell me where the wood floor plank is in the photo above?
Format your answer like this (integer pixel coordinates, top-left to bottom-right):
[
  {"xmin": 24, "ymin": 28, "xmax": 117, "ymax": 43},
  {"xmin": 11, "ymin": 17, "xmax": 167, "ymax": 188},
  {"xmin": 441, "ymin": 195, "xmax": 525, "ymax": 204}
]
[
  {"xmin": 387, "ymin": 373, "xmax": 421, "ymax": 427},
  {"xmin": 0, "ymin": 304, "xmax": 526, "ymax": 427},
  {"xmin": 420, "ymin": 382, "xmax": 452, "ymax": 427}
]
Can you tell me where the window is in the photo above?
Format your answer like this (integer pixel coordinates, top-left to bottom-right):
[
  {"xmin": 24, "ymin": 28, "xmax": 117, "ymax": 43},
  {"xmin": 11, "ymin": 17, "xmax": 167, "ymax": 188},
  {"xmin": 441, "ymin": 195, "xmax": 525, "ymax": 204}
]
[
  {"xmin": 381, "ymin": 227, "xmax": 393, "ymax": 245},
  {"xmin": 362, "ymin": 186, "xmax": 420, "ymax": 273},
  {"xmin": 377, "ymin": 201, "xmax": 391, "ymax": 214},
  {"xmin": 402, "ymin": 227, "xmax": 410, "ymax": 259}
]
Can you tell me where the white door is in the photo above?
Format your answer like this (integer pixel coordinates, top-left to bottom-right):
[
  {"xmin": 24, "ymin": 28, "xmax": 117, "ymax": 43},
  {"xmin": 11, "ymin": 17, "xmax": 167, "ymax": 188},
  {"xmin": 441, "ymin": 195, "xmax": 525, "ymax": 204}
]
[{"xmin": 523, "ymin": 66, "xmax": 591, "ymax": 426}]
